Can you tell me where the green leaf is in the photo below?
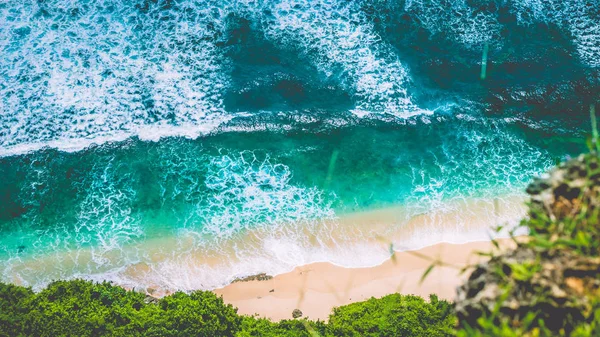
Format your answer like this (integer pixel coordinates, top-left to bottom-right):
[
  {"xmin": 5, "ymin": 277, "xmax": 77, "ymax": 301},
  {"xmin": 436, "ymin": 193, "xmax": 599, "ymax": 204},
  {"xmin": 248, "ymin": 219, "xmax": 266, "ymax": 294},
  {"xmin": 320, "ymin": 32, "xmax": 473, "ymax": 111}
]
[{"xmin": 419, "ymin": 264, "xmax": 435, "ymax": 285}]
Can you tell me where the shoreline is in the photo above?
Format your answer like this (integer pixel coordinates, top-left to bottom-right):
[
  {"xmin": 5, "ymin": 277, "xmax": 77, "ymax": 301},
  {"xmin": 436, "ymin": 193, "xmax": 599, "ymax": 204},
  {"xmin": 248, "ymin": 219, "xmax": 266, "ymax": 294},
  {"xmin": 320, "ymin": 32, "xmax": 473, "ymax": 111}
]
[
  {"xmin": 4, "ymin": 195, "xmax": 527, "ymax": 297},
  {"xmin": 214, "ymin": 239, "xmax": 518, "ymax": 321}
]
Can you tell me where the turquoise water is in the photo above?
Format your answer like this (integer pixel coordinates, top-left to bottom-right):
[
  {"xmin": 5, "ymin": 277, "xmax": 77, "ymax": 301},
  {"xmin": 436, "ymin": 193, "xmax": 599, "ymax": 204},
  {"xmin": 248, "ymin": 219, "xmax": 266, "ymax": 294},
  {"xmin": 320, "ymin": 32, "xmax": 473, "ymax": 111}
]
[{"xmin": 0, "ymin": 0, "xmax": 597, "ymax": 289}]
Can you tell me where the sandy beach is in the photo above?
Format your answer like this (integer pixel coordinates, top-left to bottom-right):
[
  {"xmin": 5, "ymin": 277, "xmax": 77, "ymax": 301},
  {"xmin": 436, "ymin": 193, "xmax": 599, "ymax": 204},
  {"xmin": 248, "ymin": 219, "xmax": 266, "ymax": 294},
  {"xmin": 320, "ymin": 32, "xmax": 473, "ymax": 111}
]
[
  {"xmin": 5, "ymin": 194, "xmax": 526, "ymax": 305},
  {"xmin": 214, "ymin": 239, "xmax": 518, "ymax": 321}
]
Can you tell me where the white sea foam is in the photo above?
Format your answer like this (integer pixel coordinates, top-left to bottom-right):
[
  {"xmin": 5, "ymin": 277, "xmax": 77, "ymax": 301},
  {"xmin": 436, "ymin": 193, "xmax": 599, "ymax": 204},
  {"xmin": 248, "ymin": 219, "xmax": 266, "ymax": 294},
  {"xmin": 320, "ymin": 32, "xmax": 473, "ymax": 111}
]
[
  {"xmin": 74, "ymin": 157, "xmax": 143, "ymax": 254},
  {"xmin": 511, "ymin": 0, "xmax": 600, "ymax": 68},
  {"xmin": 10, "ymin": 153, "xmax": 145, "ymax": 275},
  {"xmin": 404, "ymin": 0, "xmax": 502, "ymax": 49},
  {"xmin": 0, "ymin": 149, "xmax": 338, "ymax": 289},
  {"xmin": 0, "ymin": 0, "xmax": 434, "ymax": 157},
  {"xmin": 157, "ymin": 149, "xmax": 337, "ymax": 239},
  {"xmin": 0, "ymin": 0, "xmax": 231, "ymax": 156},
  {"xmin": 254, "ymin": 0, "xmax": 426, "ymax": 117},
  {"xmin": 35, "ymin": 194, "xmax": 527, "ymax": 292},
  {"xmin": 404, "ymin": 0, "xmax": 600, "ymax": 68},
  {"xmin": 197, "ymin": 152, "xmax": 336, "ymax": 237},
  {"xmin": 404, "ymin": 116, "xmax": 552, "ymax": 218},
  {"xmin": 0, "ymin": 0, "xmax": 596, "ymax": 160}
]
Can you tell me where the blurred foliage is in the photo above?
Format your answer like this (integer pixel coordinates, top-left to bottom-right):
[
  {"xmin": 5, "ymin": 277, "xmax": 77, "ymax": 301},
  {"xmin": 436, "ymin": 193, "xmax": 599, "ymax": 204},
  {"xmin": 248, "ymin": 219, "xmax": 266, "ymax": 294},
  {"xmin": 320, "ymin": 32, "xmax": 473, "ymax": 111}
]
[{"xmin": 456, "ymin": 151, "xmax": 600, "ymax": 337}]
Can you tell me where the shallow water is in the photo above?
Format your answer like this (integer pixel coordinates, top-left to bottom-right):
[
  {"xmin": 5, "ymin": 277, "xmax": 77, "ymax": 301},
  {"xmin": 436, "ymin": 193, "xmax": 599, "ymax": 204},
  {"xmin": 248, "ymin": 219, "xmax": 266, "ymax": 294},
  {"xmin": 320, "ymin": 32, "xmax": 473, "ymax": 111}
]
[{"xmin": 0, "ymin": 0, "xmax": 597, "ymax": 290}]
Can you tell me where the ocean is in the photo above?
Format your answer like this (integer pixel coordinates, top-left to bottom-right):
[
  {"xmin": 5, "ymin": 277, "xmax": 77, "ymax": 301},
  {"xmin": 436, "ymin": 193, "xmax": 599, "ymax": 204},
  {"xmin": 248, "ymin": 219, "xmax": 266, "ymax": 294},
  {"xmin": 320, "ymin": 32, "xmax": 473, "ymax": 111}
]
[{"xmin": 0, "ymin": 0, "xmax": 597, "ymax": 291}]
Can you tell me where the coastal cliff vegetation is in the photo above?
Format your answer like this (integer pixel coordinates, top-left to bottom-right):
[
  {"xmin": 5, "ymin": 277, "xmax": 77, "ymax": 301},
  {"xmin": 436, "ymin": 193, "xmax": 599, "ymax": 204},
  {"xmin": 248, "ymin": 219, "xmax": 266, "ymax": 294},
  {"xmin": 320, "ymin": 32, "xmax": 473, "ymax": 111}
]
[{"xmin": 456, "ymin": 151, "xmax": 600, "ymax": 336}]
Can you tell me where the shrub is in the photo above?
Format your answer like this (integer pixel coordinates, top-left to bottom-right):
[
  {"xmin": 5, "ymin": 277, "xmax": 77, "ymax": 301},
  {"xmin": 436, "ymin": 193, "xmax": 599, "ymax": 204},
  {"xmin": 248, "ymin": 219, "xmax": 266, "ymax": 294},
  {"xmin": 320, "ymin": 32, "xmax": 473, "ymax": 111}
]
[
  {"xmin": 0, "ymin": 283, "xmax": 33, "ymax": 337},
  {"xmin": 238, "ymin": 316, "xmax": 326, "ymax": 337},
  {"xmin": 326, "ymin": 294, "xmax": 455, "ymax": 337},
  {"xmin": 143, "ymin": 291, "xmax": 241, "ymax": 337},
  {"xmin": 0, "ymin": 279, "xmax": 241, "ymax": 337}
]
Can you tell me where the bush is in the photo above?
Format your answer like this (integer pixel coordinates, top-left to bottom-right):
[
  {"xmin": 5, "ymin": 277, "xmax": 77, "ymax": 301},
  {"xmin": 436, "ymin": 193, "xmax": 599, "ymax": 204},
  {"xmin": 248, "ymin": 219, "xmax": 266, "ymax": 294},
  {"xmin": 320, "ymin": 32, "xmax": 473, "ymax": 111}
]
[
  {"xmin": 0, "ymin": 280, "xmax": 241, "ymax": 337},
  {"xmin": 327, "ymin": 294, "xmax": 455, "ymax": 337},
  {"xmin": 143, "ymin": 291, "xmax": 241, "ymax": 337},
  {"xmin": 22, "ymin": 280, "xmax": 147, "ymax": 336},
  {"xmin": 238, "ymin": 316, "xmax": 326, "ymax": 337},
  {"xmin": 0, "ymin": 283, "xmax": 33, "ymax": 337}
]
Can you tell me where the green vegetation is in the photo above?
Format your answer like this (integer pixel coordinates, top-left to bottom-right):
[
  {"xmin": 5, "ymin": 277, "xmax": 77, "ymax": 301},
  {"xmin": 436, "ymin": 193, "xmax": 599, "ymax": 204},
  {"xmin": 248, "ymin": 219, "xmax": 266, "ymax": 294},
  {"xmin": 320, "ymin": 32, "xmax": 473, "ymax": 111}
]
[
  {"xmin": 0, "ymin": 280, "xmax": 241, "ymax": 337},
  {"xmin": 0, "ymin": 280, "xmax": 454, "ymax": 337},
  {"xmin": 327, "ymin": 294, "xmax": 454, "ymax": 337}
]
